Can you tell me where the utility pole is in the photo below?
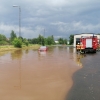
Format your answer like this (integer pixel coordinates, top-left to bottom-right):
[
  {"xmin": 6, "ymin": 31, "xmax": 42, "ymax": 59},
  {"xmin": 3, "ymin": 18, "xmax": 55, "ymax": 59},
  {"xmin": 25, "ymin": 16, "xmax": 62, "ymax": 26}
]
[{"xmin": 13, "ymin": 5, "xmax": 21, "ymax": 37}]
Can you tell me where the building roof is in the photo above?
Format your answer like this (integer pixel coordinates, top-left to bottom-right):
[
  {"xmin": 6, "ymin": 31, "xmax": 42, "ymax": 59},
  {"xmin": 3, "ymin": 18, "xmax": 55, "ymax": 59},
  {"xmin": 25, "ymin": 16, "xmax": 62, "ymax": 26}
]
[{"xmin": 74, "ymin": 33, "xmax": 95, "ymax": 35}]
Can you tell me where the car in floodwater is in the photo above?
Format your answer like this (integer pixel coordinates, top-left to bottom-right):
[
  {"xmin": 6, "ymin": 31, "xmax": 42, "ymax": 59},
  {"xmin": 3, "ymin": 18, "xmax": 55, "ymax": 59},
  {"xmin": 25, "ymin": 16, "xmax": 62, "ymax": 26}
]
[{"xmin": 38, "ymin": 46, "xmax": 48, "ymax": 51}]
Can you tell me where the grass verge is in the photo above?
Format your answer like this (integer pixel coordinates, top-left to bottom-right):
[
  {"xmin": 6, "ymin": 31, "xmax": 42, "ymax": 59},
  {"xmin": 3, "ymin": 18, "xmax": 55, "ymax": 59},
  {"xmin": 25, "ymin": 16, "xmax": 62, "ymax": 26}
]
[{"xmin": 0, "ymin": 44, "xmax": 40, "ymax": 52}]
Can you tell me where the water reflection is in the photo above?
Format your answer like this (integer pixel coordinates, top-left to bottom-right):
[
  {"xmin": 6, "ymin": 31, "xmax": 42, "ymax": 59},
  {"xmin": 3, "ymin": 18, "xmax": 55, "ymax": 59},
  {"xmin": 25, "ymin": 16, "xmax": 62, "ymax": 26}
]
[
  {"xmin": 67, "ymin": 47, "xmax": 86, "ymax": 67},
  {"xmin": 25, "ymin": 49, "xmax": 29, "ymax": 54},
  {"xmin": 0, "ymin": 51, "xmax": 9, "ymax": 57},
  {"xmin": 75, "ymin": 54, "xmax": 85, "ymax": 67},
  {"xmin": 11, "ymin": 49, "xmax": 23, "ymax": 60},
  {"xmin": 58, "ymin": 45, "xmax": 66, "ymax": 50},
  {"xmin": 14, "ymin": 59, "xmax": 22, "ymax": 89},
  {"xmin": 69, "ymin": 47, "xmax": 74, "ymax": 53},
  {"xmin": 38, "ymin": 51, "xmax": 47, "ymax": 56}
]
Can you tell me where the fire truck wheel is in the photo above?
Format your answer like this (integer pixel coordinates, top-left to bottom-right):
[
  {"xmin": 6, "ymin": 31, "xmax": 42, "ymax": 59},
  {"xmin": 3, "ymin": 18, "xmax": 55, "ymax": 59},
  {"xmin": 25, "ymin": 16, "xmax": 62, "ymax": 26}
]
[{"xmin": 94, "ymin": 50, "xmax": 96, "ymax": 53}]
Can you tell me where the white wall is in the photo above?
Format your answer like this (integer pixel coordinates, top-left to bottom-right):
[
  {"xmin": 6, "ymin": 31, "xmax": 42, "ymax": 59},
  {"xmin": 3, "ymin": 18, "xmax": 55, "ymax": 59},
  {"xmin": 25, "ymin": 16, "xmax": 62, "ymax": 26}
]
[{"xmin": 55, "ymin": 41, "xmax": 59, "ymax": 43}]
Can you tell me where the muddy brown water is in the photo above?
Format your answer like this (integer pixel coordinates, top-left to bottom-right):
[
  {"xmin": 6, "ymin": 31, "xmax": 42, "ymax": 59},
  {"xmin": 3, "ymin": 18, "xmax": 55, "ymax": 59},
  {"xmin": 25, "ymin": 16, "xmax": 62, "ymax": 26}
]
[{"xmin": 0, "ymin": 46, "xmax": 82, "ymax": 100}]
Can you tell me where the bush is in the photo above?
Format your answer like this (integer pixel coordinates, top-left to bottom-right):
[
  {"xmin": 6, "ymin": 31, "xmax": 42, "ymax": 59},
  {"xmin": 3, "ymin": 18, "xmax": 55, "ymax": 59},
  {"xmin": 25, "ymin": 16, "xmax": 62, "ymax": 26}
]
[
  {"xmin": 0, "ymin": 41, "xmax": 9, "ymax": 45},
  {"xmin": 25, "ymin": 41, "xmax": 29, "ymax": 46},
  {"xmin": 12, "ymin": 38, "xmax": 22, "ymax": 48}
]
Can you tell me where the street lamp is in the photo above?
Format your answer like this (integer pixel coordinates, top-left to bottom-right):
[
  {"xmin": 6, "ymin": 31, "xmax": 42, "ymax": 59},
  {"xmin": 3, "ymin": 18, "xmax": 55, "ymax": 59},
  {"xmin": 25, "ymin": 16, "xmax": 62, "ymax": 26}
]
[{"xmin": 13, "ymin": 5, "xmax": 21, "ymax": 37}]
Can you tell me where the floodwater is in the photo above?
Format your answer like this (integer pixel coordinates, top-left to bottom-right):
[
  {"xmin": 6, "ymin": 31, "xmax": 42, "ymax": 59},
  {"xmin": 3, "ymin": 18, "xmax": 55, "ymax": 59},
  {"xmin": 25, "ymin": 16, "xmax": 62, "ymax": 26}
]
[
  {"xmin": 0, "ymin": 46, "xmax": 81, "ymax": 100},
  {"xmin": 1, "ymin": 46, "xmax": 99, "ymax": 100}
]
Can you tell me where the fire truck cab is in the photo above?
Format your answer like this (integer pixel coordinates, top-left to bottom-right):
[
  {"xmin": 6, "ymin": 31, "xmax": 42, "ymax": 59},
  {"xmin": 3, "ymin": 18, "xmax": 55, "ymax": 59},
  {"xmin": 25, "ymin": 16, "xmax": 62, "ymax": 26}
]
[{"xmin": 80, "ymin": 36, "xmax": 98, "ymax": 53}]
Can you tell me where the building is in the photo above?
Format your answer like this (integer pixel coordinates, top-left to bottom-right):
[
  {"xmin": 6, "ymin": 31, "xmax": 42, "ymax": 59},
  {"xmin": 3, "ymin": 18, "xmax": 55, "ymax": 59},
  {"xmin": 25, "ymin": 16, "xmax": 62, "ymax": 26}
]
[
  {"xmin": 55, "ymin": 40, "xmax": 59, "ymax": 44},
  {"xmin": 74, "ymin": 33, "xmax": 100, "ymax": 47}
]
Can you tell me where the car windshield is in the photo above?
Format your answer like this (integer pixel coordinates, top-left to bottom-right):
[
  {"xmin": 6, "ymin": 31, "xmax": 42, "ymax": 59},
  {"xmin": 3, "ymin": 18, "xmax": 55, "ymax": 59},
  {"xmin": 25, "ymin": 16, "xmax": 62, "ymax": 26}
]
[{"xmin": 40, "ymin": 46, "xmax": 46, "ymax": 49}]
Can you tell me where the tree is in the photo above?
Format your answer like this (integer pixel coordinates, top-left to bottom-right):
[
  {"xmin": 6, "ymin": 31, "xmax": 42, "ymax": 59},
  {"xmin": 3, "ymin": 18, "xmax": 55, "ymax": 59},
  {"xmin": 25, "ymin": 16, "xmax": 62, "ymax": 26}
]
[
  {"xmin": 51, "ymin": 35, "xmax": 55, "ymax": 45},
  {"xmin": 58, "ymin": 38, "xmax": 64, "ymax": 44},
  {"xmin": 0, "ymin": 34, "xmax": 7, "ymax": 41},
  {"xmin": 12, "ymin": 38, "xmax": 22, "ymax": 48},
  {"xmin": 0, "ymin": 34, "xmax": 9, "ymax": 45},
  {"xmin": 69, "ymin": 34, "xmax": 74, "ymax": 45},
  {"xmin": 37, "ymin": 34, "xmax": 44, "ymax": 45},
  {"xmin": 23, "ymin": 38, "xmax": 29, "ymax": 46},
  {"xmin": 37, "ymin": 34, "xmax": 42, "ymax": 44},
  {"xmin": 46, "ymin": 36, "xmax": 55, "ymax": 45},
  {"xmin": 63, "ymin": 39, "xmax": 67, "ymax": 45},
  {"xmin": 28, "ymin": 39, "xmax": 32, "ymax": 44},
  {"xmin": 46, "ymin": 36, "xmax": 52, "ymax": 45},
  {"xmin": 32, "ymin": 38, "xmax": 38, "ymax": 44},
  {"xmin": 10, "ymin": 30, "xmax": 17, "ymax": 43}
]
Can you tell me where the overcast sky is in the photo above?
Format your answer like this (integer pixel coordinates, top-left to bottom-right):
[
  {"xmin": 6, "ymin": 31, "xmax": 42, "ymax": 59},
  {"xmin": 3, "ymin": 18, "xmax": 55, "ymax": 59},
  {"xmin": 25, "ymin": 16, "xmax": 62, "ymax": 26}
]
[{"xmin": 0, "ymin": 0, "xmax": 100, "ymax": 39}]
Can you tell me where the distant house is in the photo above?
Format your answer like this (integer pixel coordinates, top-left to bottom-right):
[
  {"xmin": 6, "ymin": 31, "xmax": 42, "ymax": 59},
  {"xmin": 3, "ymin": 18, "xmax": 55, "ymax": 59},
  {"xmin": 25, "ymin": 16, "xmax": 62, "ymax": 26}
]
[
  {"xmin": 55, "ymin": 41, "xmax": 59, "ymax": 44},
  {"xmin": 67, "ymin": 40, "xmax": 69, "ymax": 45}
]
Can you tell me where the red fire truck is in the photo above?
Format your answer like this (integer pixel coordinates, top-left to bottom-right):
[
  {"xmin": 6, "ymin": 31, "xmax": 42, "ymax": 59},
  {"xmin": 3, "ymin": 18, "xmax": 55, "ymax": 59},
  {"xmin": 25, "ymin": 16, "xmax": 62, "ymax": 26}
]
[{"xmin": 80, "ymin": 35, "xmax": 99, "ymax": 53}]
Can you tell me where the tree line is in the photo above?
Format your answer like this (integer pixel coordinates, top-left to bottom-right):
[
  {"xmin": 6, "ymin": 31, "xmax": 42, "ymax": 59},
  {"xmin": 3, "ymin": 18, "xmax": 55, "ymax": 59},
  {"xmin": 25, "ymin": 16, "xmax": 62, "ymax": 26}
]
[{"xmin": 0, "ymin": 30, "xmax": 74, "ymax": 48}]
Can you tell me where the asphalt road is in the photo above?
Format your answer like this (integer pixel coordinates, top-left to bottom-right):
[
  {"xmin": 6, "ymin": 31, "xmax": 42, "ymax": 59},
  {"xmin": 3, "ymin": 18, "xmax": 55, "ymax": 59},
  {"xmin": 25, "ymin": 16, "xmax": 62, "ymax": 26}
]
[{"xmin": 66, "ymin": 51, "xmax": 100, "ymax": 100}]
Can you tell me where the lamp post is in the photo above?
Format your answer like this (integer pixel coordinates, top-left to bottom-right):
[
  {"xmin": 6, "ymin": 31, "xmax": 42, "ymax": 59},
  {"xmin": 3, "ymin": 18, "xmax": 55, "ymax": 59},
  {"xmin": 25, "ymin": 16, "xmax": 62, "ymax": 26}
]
[
  {"xmin": 13, "ymin": 5, "xmax": 21, "ymax": 37},
  {"xmin": 44, "ymin": 29, "xmax": 45, "ymax": 38}
]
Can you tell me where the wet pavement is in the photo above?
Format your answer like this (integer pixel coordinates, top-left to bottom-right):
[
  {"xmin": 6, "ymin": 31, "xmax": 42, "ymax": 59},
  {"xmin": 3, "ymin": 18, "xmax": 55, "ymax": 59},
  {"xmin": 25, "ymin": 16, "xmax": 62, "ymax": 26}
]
[{"xmin": 66, "ymin": 52, "xmax": 100, "ymax": 100}]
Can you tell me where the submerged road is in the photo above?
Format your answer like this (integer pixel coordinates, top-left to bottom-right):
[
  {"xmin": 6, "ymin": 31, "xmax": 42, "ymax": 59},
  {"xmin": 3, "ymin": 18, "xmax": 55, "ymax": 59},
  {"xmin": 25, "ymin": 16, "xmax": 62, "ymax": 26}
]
[
  {"xmin": 0, "ymin": 46, "xmax": 80, "ymax": 100},
  {"xmin": 66, "ymin": 52, "xmax": 100, "ymax": 100}
]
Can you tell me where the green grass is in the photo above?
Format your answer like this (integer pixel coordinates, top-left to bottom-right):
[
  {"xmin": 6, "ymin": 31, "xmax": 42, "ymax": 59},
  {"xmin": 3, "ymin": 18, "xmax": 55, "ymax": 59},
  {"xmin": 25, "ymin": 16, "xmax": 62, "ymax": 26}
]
[{"xmin": 0, "ymin": 44, "xmax": 40, "ymax": 52}]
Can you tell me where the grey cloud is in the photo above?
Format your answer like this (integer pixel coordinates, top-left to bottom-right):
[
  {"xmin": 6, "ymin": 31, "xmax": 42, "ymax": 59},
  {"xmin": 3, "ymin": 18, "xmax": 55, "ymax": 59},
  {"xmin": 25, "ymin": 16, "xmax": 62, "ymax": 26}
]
[
  {"xmin": 51, "ymin": 21, "xmax": 100, "ymax": 33},
  {"xmin": 0, "ymin": 0, "xmax": 100, "ymax": 39}
]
